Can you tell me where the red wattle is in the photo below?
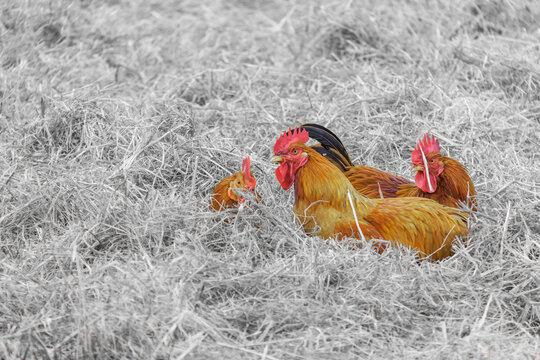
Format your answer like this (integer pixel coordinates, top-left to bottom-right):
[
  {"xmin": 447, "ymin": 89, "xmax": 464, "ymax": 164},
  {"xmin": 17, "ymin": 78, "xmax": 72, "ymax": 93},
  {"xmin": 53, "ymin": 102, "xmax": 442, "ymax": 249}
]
[
  {"xmin": 275, "ymin": 162, "xmax": 295, "ymax": 190},
  {"xmin": 415, "ymin": 171, "xmax": 438, "ymax": 193}
]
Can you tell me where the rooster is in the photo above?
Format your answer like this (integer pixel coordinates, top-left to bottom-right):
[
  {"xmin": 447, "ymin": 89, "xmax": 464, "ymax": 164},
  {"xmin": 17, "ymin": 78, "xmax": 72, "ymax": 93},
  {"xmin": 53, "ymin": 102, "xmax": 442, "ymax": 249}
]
[
  {"xmin": 301, "ymin": 123, "xmax": 477, "ymax": 211},
  {"xmin": 210, "ymin": 157, "xmax": 257, "ymax": 211},
  {"xmin": 271, "ymin": 127, "xmax": 469, "ymax": 261}
]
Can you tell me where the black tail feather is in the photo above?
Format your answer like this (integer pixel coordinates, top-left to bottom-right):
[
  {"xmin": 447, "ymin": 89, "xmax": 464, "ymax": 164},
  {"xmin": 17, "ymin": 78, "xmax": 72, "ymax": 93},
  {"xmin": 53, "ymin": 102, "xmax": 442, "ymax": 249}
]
[
  {"xmin": 300, "ymin": 123, "xmax": 354, "ymax": 169},
  {"xmin": 310, "ymin": 145, "xmax": 352, "ymax": 172}
]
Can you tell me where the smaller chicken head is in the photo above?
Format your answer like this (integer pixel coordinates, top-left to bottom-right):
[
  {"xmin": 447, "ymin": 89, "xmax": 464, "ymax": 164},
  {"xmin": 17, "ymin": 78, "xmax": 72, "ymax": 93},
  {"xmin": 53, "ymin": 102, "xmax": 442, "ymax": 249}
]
[
  {"xmin": 227, "ymin": 156, "xmax": 257, "ymax": 203},
  {"xmin": 411, "ymin": 134, "xmax": 444, "ymax": 193},
  {"xmin": 271, "ymin": 127, "xmax": 309, "ymax": 190}
]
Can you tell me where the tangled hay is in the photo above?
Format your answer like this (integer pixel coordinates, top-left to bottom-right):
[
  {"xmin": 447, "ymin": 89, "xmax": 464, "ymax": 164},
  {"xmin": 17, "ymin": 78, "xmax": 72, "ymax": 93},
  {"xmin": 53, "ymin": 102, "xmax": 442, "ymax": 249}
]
[{"xmin": 0, "ymin": 0, "xmax": 538, "ymax": 358}]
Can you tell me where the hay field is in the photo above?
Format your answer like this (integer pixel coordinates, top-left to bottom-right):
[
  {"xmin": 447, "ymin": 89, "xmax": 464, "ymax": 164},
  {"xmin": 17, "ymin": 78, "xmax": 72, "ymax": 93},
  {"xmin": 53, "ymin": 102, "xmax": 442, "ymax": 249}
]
[{"xmin": 1, "ymin": 0, "xmax": 539, "ymax": 358}]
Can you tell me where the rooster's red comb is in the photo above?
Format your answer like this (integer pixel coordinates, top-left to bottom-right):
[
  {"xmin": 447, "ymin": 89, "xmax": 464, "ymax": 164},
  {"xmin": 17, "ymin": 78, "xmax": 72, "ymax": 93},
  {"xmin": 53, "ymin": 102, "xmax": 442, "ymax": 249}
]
[
  {"xmin": 273, "ymin": 127, "xmax": 309, "ymax": 154},
  {"xmin": 412, "ymin": 133, "xmax": 440, "ymax": 164},
  {"xmin": 242, "ymin": 157, "xmax": 256, "ymax": 190}
]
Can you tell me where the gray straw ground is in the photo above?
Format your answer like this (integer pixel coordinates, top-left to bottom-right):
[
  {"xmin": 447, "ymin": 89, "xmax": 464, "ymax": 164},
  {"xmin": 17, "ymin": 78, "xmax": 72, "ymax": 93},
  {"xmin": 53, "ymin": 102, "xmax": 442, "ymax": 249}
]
[{"xmin": 0, "ymin": 0, "xmax": 539, "ymax": 358}]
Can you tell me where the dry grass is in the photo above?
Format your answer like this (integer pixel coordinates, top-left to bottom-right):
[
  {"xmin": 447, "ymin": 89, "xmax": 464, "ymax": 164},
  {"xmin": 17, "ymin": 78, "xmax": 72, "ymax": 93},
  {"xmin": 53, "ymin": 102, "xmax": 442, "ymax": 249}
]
[{"xmin": 1, "ymin": 0, "xmax": 539, "ymax": 358}]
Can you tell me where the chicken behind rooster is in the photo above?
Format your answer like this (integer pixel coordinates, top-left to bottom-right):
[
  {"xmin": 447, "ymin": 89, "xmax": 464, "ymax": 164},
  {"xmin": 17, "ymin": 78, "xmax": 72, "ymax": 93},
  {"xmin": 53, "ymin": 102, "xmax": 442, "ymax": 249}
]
[{"xmin": 403, "ymin": 134, "xmax": 477, "ymax": 210}]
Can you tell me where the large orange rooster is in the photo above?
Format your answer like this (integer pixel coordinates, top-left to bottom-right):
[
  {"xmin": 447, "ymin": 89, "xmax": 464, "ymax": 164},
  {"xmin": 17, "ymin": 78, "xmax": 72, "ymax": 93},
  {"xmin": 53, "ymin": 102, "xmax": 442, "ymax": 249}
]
[
  {"xmin": 301, "ymin": 124, "xmax": 477, "ymax": 211},
  {"xmin": 210, "ymin": 157, "xmax": 257, "ymax": 211},
  {"xmin": 271, "ymin": 127, "xmax": 469, "ymax": 261}
]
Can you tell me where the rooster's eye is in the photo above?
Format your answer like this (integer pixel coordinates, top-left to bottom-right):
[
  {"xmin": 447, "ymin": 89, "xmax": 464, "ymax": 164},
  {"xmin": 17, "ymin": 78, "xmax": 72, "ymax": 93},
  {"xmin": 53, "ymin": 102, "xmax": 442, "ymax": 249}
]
[
  {"xmin": 237, "ymin": 181, "xmax": 241, "ymax": 186},
  {"xmin": 430, "ymin": 159, "xmax": 434, "ymax": 163},
  {"xmin": 291, "ymin": 149, "xmax": 299, "ymax": 154}
]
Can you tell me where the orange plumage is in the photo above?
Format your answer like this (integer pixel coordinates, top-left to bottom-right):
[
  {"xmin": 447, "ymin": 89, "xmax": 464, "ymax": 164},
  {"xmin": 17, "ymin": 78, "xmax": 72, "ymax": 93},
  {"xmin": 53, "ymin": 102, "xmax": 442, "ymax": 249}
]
[
  {"xmin": 272, "ymin": 127, "xmax": 470, "ymax": 261},
  {"xmin": 302, "ymin": 124, "xmax": 477, "ymax": 211},
  {"xmin": 210, "ymin": 157, "xmax": 258, "ymax": 211}
]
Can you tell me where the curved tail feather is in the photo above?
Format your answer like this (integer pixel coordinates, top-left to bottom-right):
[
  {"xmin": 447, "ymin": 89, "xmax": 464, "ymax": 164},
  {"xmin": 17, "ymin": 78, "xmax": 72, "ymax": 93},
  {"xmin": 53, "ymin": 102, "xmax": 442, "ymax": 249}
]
[
  {"xmin": 310, "ymin": 145, "xmax": 352, "ymax": 172},
  {"xmin": 300, "ymin": 123, "xmax": 354, "ymax": 171}
]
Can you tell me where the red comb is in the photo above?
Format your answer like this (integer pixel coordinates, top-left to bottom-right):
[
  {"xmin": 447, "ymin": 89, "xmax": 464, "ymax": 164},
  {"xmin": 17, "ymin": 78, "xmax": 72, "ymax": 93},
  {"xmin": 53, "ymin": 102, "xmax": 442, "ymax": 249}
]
[
  {"xmin": 273, "ymin": 127, "xmax": 309, "ymax": 154},
  {"xmin": 242, "ymin": 157, "xmax": 256, "ymax": 190},
  {"xmin": 412, "ymin": 134, "xmax": 440, "ymax": 163}
]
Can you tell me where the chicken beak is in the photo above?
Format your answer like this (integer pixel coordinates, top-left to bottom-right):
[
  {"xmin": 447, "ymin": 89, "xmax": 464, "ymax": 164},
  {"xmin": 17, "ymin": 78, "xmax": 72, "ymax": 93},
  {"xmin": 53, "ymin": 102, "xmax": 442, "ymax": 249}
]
[
  {"xmin": 270, "ymin": 155, "xmax": 283, "ymax": 163},
  {"xmin": 412, "ymin": 165, "xmax": 424, "ymax": 172}
]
